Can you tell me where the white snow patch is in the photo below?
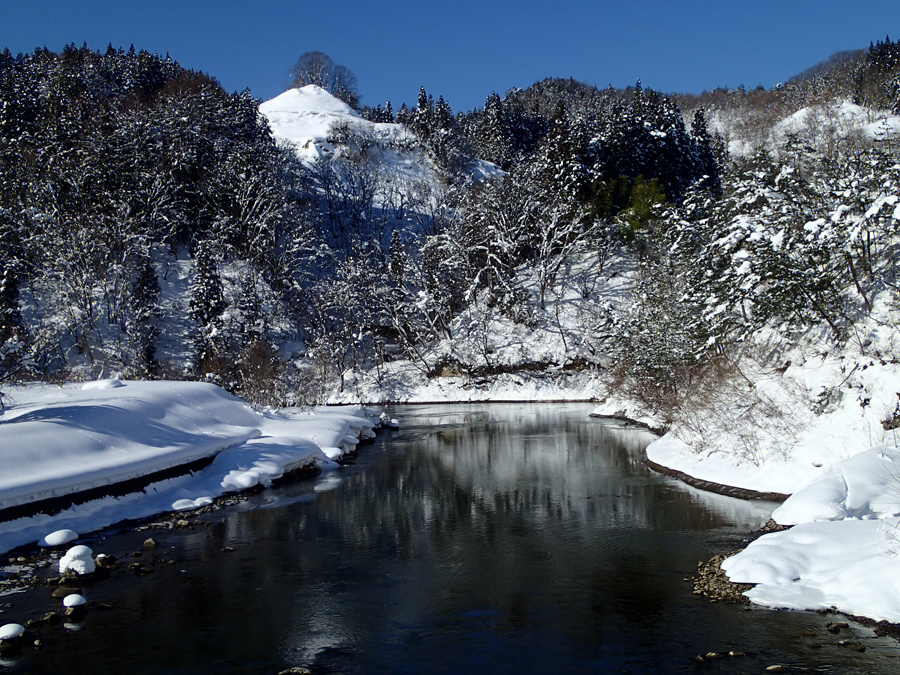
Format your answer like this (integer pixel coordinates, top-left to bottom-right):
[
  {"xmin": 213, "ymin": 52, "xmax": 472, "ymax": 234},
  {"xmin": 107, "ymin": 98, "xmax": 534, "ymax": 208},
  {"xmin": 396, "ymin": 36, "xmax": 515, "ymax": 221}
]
[
  {"xmin": 38, "ymin": 529, "xmax": 78, "ymax": 548},
  {"xmin": 0, "ymin": 623, "xmax": 24, "ymax": 641}
]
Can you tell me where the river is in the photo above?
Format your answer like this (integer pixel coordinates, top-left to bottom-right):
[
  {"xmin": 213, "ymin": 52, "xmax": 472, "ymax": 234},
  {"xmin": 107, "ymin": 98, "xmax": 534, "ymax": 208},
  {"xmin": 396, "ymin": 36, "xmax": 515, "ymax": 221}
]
[{"xmin": 4, "ymin": 402, "xmax": 900, "ymax": 674}]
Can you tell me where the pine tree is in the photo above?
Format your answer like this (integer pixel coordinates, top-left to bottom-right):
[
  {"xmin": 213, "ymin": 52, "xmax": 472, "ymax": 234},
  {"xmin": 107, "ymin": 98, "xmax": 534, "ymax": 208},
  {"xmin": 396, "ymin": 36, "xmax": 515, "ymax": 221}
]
[
  {"xmin": 189, "ymin": 241, "xmax": 227, "ymax": 371},
  {"xmin": 475, "ymin": 92, "xmax": 515, "ymax": 169},
  {"xmin": 128, "ymin": 249, "xmax": 161, "ymax": 376}
]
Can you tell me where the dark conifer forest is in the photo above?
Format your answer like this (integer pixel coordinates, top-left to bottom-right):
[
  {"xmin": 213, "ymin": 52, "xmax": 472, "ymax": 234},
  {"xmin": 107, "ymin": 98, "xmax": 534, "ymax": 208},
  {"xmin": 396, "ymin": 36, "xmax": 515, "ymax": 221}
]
[{"xmin": 2, "ymin": 40, "xmax": 900, "ymax": 412}]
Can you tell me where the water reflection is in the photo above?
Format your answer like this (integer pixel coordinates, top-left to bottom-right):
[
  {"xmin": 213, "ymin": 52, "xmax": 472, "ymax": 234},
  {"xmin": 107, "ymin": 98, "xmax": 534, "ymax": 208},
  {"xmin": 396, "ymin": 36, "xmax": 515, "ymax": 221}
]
[{"xmin": 11, "ymin": 403, "xmax": 900, "ymax": 674}]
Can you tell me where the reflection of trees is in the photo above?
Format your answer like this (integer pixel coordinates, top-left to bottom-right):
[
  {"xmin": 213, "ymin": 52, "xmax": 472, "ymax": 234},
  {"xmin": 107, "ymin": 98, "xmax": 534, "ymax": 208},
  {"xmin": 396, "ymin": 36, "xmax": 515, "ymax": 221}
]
[
  {"xmin": 272, "ymin": 403, "xmax": 756, "ymax": 648},
  {"xmin": 31, "ymin": 404, "xmax": 770, "ymax": 672}
]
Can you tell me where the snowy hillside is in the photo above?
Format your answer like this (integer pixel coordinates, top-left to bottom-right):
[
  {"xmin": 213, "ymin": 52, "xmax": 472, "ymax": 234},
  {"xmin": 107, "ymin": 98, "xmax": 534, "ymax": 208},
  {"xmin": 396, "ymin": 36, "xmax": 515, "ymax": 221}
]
[
  {"xmin": 771, "ymin": 99, "xmax": 900, "ymax": 150},
  {"xmin": 708, "ymin": 98, "xmax": 900, "ymax": 158}
]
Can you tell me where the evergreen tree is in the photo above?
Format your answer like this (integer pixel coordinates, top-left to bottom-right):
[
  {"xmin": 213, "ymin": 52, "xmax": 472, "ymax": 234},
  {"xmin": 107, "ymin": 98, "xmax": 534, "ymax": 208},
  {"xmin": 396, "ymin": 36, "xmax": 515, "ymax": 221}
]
[
  {"xmin": 127, "ymin": 249, "xmax": 161, "ymax": 376},
  {"xmin": 474, "ymin": 92, "xmax": 515, "ymax": 169},
  {"xmin": 189, "ymin": 241, "xmax": 226, "ymax": 371}
]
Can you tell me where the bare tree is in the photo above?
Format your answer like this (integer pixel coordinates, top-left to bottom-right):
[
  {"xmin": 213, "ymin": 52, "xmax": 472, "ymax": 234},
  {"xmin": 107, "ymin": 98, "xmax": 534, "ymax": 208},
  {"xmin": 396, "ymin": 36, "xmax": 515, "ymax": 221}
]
[{"xmin": 288, "ymin": 51, "xmax": 359, "ymax": 107}]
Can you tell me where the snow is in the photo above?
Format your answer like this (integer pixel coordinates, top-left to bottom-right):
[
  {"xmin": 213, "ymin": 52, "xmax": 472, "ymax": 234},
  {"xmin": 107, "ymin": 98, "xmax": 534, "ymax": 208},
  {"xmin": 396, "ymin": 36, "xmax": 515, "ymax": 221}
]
[
  {"xmin": 58, "ymin": 545, "xmax": 95, "ymax": 575},
  {"xmin": 260, "ymin": 86, "xmax": 365, "ymax": 164},
  {"xmin": 38, "ymin": 529, "xmax": 78, "ymax": 547},
  {"xmin": 2, "ymin": 84, "xmax": 899, "ymax": 629},
  {"xmin": 260, "ymin": 85, "xmax": 430, "ymax": 183},
  {"xmin": 0, "ymin": 624, "xmax": 24, "ymax": 641},
  {"xmin": 259, "ymin": 85, "xmax": 499, "ymax": 196},
  {"xmin": 714, "ymin": 446, "xmax": 900, "ymax": 622},
  {"xmin": 0, "ymin": 380, "xmax": 376, "ymax": 556},
  {"xmin": 712, "ymin": 99, "xmax": 900, "ymax": 159}
]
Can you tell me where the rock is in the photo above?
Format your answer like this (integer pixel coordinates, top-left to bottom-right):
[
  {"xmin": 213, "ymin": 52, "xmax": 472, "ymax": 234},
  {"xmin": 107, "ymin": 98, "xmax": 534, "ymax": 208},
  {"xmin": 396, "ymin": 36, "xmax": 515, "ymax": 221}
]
[
  {"xmin": 25, "ymin": 611, "xmax": 61, "ymax": 629},
  {"xmin": 41, "ymin": 612, "xmax": 61, "ymax": 627},
  {"xmin": 63, "ymin": 594, "xmax": 86, "ymax": 608},
  {"xmin": 64, "ymin": 605, "xmax": 87, "ymax": 622},
  {"xmin": 51, "ymin": 586, "xmax": 82, "ymax": 599},
  {"xmin": 94, "ymin": 554, "xmax": 117, "ymax": 569},
  {"xmin": 143, "ymin": 538, "xmax": 159, "ymax": 549},
  {"xmin": 278, "ymin": 668, "xmax": 312, "ymax": 675},
  {"xmin": 705, "ymin": 651, "xmax": 721, "ymax": 659},
  {"xmin": 0, "ymin": 639, "xmax": 20, "ymax": 656},
  {"xmin": 692, "ymin": 553, "xmax": 752, "ymax": 603},
  {"xmin": 727, "ymin": 650, "xmax": 744, "ymax": 657},
  {"xmin": 838, "ymin": 640, "xmax": 866, "ymax": 652},
  {"xmin": 128, "ymin": 562, "xmax": 152, "ymax": 576},
  {"xmin": 765, "ymin": 666, "xmax": 785, "ymax": 673}
]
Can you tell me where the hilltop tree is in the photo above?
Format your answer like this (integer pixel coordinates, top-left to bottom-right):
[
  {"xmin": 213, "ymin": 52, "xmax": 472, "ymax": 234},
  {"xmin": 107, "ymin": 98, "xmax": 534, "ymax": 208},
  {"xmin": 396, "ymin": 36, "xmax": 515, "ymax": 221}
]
[{"xmin": 288, "ymin": 51, "xmax": 359, "ymax": 107}]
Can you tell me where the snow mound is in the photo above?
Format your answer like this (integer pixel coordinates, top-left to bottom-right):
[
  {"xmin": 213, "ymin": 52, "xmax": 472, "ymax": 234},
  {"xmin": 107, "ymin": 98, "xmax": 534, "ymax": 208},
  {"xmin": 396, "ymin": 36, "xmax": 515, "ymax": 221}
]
[
  {"xmin": 772, "ymin": 446, "xmax": 900, "ymax": 525},
  {"xmin": 722, "ymin": 446, "xmax": 900, "ymax": 622},
  {"xmin": 0, "ymin": 623, "xmax": 24, "ymax": 641},
  {"xmin": 260, "ymin": 85, "xmax": 362, "ymax": 163},
  {"xmin": 59, "ymin": 545, "xmax": 95, "ymax": 575},
  {"xmin": 38, "ymin": 528, "xmax": 79, "ymax": 547},
  {"xmin": 260, "ymin": 85, "xmax": 415, "ymax": 166}
]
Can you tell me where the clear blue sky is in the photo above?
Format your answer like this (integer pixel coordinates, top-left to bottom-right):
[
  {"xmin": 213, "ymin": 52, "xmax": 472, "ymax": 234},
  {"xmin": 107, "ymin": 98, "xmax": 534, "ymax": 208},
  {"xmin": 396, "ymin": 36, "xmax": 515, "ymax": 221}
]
[{"xmin": 3, "ymin": 0, "xmax": 899, "ymax": 112}]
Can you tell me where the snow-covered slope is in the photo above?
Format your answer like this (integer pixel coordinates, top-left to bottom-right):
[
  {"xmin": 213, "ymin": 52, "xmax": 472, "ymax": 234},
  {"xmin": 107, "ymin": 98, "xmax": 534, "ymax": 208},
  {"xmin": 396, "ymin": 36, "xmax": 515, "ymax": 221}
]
[
  {"xmin": 0, "ymin": 380, "xmax": 376, "ymax": 555},
  {"xmin": 260, "ymin": 84, "xmax": 502, "ymax": 187},
  {"xmin": 709, "ymin": 99, "xmax": 900, "ymax": 158},
  {"xmin": 260, "ymin": 85, "xmax": 436, "ymax": 184},
  {"xmin": 772, "ymin": 99, "xmax": 900, "ymax": 149},
  {"xmin": 261, "ymin": 85, "xmax": 374, "ymax": 163}
]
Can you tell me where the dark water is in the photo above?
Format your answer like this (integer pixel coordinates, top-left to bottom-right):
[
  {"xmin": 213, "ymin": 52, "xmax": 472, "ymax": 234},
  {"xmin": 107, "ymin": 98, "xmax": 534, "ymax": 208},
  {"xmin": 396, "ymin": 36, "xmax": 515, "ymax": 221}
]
[{"xmin": 4, "ymin": 402, "xmax": 900, "ymax": 674}]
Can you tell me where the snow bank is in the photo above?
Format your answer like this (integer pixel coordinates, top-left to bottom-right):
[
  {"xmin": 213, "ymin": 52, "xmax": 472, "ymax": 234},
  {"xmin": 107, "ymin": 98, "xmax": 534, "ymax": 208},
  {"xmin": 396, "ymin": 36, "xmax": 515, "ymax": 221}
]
[
  {"xmin": 721, "ymin": 446, "xmax": 900, "ymax": 622},
  {"xmin": 771, "ymin": 447, "xmax": 900, "ymax": 524},
  {"xmin": 723, "ymin": 517, "xmax": 900, "ymax": 621},
  {"xmin": 618, "ymin": 316, "xmax": 900, "ymax": 624},
  {"xmin": 0, "ymin": 380, "xmax": 264, "ymax": 510},
  {"xmin": 0, "ymin": 381, "xmax": 375, "ymax": 556}
]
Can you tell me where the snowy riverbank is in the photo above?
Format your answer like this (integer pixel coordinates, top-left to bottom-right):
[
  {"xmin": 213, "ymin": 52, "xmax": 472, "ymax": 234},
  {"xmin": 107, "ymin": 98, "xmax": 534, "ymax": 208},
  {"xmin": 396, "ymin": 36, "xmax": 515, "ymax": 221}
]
[
  {"xmin": 593, "ymin": 339, "xmax": 900, "ymax": 625},
  {"xmin": 0, "ymin": 380, "xmax": 377, "ymax": 556}
]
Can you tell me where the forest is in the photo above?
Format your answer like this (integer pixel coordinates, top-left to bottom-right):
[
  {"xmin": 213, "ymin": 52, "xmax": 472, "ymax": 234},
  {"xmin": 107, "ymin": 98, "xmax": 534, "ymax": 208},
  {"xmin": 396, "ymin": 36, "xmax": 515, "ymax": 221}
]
[{"xmin": 1, "ymin": 39, "xmax": 900, "ymax": 418}]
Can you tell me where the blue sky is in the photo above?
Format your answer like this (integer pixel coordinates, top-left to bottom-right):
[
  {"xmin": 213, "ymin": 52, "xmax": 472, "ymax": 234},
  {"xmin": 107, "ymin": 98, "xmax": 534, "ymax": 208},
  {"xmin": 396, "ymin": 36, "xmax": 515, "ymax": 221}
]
[{"xmin": 3, "ymin": 1, "xmax": 899, "ymax": 112}]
